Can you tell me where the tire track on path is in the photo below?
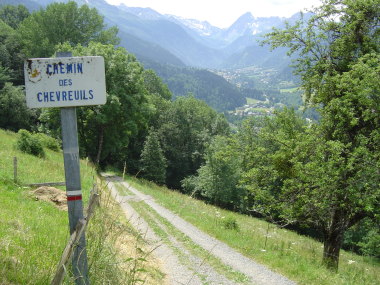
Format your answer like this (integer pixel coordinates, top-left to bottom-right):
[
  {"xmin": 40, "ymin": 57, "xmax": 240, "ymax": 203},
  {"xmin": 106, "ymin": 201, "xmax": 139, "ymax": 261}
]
[{"xmin": 103, "ymin": 174, "xmax": 296, "ymax": 285}]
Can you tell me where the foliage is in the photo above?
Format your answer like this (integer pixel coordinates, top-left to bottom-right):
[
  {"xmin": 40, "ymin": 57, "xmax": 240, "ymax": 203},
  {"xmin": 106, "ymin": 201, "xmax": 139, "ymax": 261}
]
[
  {"xmin": 0, "ymin": 4, "xmax": 29, "ymax": 29},
  {"xmin": 16, "ymin": 129, "xmax": 45, "ymax": 158},
  {"xmin": 18, "ymin": 1, "xmax": 119, "ymax": 58},
  {"xmin": 0, "ymin": 64, "xmax": 11, "ymax": 89},
  {"xmin": 262, "ymin": 0, "xmax": 380, "ymax": 270},
  {"xmin": 222, "ymin": 216, "xmax": 240, "ymax": 231},
  {"xmin": 183, "ymin": 135, "xmax": 245, "ymax": 210},
  {"xmin": 239, "ymin": 108, "xmax": 306, "ymax": 220},
  {"xmin": 0, "ymin": 82, "xmax": 37, "ymax": 132},
  {"xmin": 143, "ymin": 69, "xmax": 171, "ymax": 101},
  {"xmin": 157, "ymin": 96, "xmax": 230, "ymax": 189},
  {"xmin": 344, "ymin": 218, "xmax": 380, "ymax": 258},
  {"xmin": 0, "ymin": 18, "xmax": 24, "ymax": 85},
  {"xmin": 34, "ymin": 133, "xmax": 60, "ymax": 152},
  {"xmin": 139, "ymin": 129, "xmax": 167, "ymax": 185}
]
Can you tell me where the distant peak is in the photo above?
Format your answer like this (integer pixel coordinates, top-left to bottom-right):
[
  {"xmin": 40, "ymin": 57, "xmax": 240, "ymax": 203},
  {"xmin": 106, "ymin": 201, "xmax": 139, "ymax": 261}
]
[{"xmin": 238, "ymin": 12, "xmax": 255, "ymax": 21}]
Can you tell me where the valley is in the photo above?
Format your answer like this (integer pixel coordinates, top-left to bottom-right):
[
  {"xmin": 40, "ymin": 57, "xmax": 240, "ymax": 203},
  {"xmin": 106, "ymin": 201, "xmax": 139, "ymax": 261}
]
[
  {"xmin": 1, "ymin": 1, "xmax": 378, "ymax": 283},
  {"xmin": 4, "ymin": 0, "xmax": 302, "ymax": 114}
]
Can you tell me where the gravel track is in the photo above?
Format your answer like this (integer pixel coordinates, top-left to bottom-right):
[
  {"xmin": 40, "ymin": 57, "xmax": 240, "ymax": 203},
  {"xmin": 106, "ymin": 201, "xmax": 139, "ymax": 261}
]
[{"xmin": 104, "ymin": 175, "xmax": 296, "ymax": 285}]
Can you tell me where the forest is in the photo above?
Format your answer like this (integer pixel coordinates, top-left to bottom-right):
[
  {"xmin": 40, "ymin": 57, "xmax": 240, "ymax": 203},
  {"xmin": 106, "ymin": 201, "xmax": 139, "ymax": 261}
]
[{"xmin": 0, "ymin": 0, "xmax": 379, "ymax": 271}]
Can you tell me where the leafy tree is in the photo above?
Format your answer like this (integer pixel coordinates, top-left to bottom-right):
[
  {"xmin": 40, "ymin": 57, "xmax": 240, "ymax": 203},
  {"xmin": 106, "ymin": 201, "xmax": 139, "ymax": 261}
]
[
  {"xmin": 239, "ymin": 108, "xmax": 306, "ymax": 220},
  {"xmin": 344, "ymin": 217, "xmax": 380, "ymax": 258},
  {"xmin": 183, "ymin": 135, "xmax": 245, "ymax": 210},
  {"xmin": 125, "ymin": 70, "xmax": 172, "ymax": 174},
  {"xmin": 18, "ymin": 1, "xmax": 119, "ymax": 58},
  {"xmin": 139, "ymin": 129, "xmax": 167, "ymax": 185},
  {"xmin": 157, "ymin": 96, "xmax": 230, "ymax": 189},
  {"xmin": 0, "ymin": 82, "xmax": 37, "ymax": 131},
  {"xmin": 263, "ymin": 0, "xmax": 380, "ymax": 269},
  {"xmin": 143, "ymin": 69, "xmax": 171, "ymax": 101},
  {"xmin": 0, "ymin": 19, "xmax": 24, "ymax": 85},
  {"xmin": 0, "ymin": 4, "xmax": 29, "ymax": 29},
  {"xmin": 0, "ymin": 65, "xmax": 11, "ymax": 89}
]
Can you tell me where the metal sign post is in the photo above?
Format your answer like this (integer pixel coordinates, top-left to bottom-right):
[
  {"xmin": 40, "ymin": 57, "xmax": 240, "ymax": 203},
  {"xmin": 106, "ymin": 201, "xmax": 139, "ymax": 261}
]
[
  {"xmin": 61, "ymin": 105, "xmax": 88, "ymax": 284},
  {"xmin": 24, "ymin": 52, "xmax": 107, "ymax": 285}
]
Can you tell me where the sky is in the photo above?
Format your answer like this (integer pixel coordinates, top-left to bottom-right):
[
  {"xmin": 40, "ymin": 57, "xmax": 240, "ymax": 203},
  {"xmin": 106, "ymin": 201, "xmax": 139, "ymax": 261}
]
[{"xmin": 104, "ymin": 0, "xmax": 322, "ymax": 28}]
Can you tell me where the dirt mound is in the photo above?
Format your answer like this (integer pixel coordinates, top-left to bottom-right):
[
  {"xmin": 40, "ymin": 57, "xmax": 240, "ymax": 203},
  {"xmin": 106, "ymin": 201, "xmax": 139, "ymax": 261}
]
[{"xmin": 31, "ymin": 187, "xmax": 67, "ymax": 211}]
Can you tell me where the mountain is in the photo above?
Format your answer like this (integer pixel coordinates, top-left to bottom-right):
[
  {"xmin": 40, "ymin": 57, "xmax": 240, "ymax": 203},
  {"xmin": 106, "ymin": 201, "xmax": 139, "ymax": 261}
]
[
  {"xmin": 223, "ymin": 13, "xmax": 284, "ymax": 42},
  {"xmin": 11, "ymin": 0, "xmax": 302, "ymax": 112},
  {"xmin": 144, "ymin": 60, "xmax": 246, "ymax": 112},
  {"xmin": 0, "ymin": 0, "xmax": 40, "ymax": 10},
  {"xmin": 19, "ymin": 0, "xmax": 294, "ymax": 70},
  {"xmin": 117, "ymin": 5, "xmax": 163, "ymax": 20}
]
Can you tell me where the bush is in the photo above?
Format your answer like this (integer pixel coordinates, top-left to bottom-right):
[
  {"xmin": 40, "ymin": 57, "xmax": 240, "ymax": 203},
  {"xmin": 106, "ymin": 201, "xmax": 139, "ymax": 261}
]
[
  {"xmin": 16, "ymin": 129, "xmax": 45, "ymax": 157},
  {"xmin": 34, "ymin": 133, "xmax": 61, "ymax": 151},
  {"xmin": 222, "ymin": 216, "xmax": 240, "ymax": 231}
]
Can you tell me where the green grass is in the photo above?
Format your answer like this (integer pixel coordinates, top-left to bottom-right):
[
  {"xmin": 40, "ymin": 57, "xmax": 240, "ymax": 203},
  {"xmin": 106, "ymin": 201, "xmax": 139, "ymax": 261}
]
[
  {"xmin": 122, "ymin": 176, "xmax": 380, "ymax": 285},
  {"xmin": 280, "ymin": 87, "xmax": 300, "ymax": 93},
  {"xmin": 0, "ymin": 129, "xmax": 164, "ymax": 284},
  {"xmin": 246, "ymin": 98, "xmax": 263, "ymax": 104},
  {"xmin": 0, "ymin": 129, "xmax": 94, "ymax": 284},
  {"xmin": 126, "ymin": 195, "xmax": 250, "ymax": 284}
]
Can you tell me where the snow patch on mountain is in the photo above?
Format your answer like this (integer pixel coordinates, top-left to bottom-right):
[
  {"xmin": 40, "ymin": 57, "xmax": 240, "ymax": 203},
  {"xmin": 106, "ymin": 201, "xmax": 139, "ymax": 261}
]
[{"xmin": 167, "ymin": 15, "xmax": 221, "ymax": 37}]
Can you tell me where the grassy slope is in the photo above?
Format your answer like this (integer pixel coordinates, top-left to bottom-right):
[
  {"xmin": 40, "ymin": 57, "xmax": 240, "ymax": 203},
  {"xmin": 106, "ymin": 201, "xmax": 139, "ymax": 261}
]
[
  {"xmin": 0, "ymin": 129, "xmax": 164, "ymax": 284},
  {"xmin": 0, "ymin": 129, "xmax": 88, "ymax": 284},
  {"xmin": 122, "ymin": 176, "xmax": 380, "ymax": 285}
]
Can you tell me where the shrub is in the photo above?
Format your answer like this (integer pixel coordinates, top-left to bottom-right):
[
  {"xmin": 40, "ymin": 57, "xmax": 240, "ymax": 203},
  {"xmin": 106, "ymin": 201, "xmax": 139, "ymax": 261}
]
[
  {"xmin": 222, "ymin": 216, "xmax": 240, "ymax": 231},
  {"xmin": 16, "ymin": 129, "xmax": 45, "ymax": 157},
  {"xmin": 34, "ymin": 133, "xmax": 61, "ymax": 151}
]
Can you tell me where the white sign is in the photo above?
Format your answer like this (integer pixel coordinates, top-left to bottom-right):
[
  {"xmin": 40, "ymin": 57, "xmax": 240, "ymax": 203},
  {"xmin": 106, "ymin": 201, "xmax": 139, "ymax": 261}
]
[{"xmin": 24, "ymin": 56, "xmax": 106, "ymax": 108}]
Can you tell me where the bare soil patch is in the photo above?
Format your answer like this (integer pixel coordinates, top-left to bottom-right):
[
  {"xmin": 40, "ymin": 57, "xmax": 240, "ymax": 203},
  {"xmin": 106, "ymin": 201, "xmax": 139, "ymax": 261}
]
[{"xmin": 31, "ymin": 187, "xmax": 67, "ymax": 211}]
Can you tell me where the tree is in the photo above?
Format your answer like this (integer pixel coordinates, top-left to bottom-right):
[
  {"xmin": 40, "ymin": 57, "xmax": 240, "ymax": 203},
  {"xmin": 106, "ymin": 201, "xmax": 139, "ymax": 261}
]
[
  {"xmin": 0, "ymin": 82, "xmax": 37, "ymax": 131},
  {"xmin": 157, "ymin": 96, "xmax": 230, "ymax": 189},
  {"xmin": 143, "ymin": 69, "xmax": 172, "ymax": 101},
  {"xmin": 0, "ymin": 65, "xmax": 11, "ymax": 89},
  {"xmin": 139, "ymin": 129, "xmax": 167, "ymax": 185},
  {"xmin": 183, "ymin": 135, "xmax": 245, "ymax": 211},
  {"xmin": 263, "ymin": 0, "xmax": 380, "ymax": 269},
  {"xmin": 18, "ymin": 1, "xmax": 119, "ymax": 58},
  {"xmin": 239, "ymin": 108, "xmax": 306, "ymax": 220},
  {"xmin": 0, "ymin": 19, "xmax": 24, "ymax": 85},
  {"xmin": 125, "ymin": 70, "xmax": 173, "ymax": 174},
  {"xmin": 0, "ymin": 4, "xmax": 30, "ymax": 29}
]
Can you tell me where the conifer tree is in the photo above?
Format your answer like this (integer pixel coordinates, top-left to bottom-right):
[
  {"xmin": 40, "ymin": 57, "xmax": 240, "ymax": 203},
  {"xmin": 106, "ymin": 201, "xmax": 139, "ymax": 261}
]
[{"xmin": 140, "ymin": 129, "xmax": 167, "ymax": 185}]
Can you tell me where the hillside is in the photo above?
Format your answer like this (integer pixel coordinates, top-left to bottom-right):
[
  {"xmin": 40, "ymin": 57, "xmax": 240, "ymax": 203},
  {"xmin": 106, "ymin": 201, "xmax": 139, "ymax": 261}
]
[
  {"xmin": 107, "ymin": 175, "xmax": 380, "ymax": 285},
  {"xmin": 144, "ymin": 60, "xmax": 246, "ymax": 112},
  {"xmin": 5, "ymin": 0, "xmax": 303, "ymax": 113},
  {"xmin": 0, "ymin": 129, "xmax": 164, "ymax": 284}
]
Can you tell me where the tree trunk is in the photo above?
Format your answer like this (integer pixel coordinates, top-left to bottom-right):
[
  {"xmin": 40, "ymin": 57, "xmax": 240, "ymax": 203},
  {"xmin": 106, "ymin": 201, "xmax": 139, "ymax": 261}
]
[
  {"xmin": 95, "ymin": 126, "xmax": 104, "ymax": 167},
  {"xmin": 322, "ymin": 209, "xmax": 346, "ymax": 271}
]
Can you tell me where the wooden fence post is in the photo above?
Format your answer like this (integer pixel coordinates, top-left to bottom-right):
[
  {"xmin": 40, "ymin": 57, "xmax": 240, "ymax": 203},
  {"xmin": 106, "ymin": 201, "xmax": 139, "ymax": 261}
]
[
  {"xmin": 51, "ymin": 189, "xmax": 99, "ymax": 285},
  {"xmin": 13, "ymin": 157, "xmax": 17, "ymax": 183},
  {"xmin": 123, "ymin": 161, "xmax": 126, "ymax": 180}
]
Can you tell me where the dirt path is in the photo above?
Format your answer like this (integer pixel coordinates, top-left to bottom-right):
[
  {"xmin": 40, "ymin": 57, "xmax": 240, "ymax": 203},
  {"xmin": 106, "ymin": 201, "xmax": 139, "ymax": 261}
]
[{"xmin": 103, "ymin": 175, "xmax": 296, "ymax": 285}]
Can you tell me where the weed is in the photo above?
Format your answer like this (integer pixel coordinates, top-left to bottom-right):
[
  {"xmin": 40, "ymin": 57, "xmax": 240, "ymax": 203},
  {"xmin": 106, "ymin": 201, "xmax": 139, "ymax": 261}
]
[{"xmin": 222, "ymin": 216, "xmax": 240, "ymax": 231}]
